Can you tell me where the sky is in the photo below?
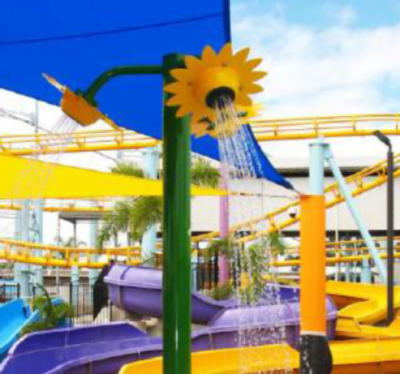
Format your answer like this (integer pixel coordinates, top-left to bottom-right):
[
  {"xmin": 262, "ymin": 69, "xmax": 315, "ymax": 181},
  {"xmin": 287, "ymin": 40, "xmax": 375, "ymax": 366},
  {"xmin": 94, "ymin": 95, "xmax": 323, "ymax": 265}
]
[
  {"xmin": 231, "ymin": 0, "xmax": 400, "ymax": 162},
  {"xmin": 232, "ymin": 0, "xmax": 400, "ymax": 116}
]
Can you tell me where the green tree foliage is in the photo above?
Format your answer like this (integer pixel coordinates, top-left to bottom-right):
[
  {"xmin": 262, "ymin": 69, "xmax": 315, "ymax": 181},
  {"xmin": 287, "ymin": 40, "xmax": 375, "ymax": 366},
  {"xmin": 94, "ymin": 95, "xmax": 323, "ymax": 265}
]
[
  {"xmin": 191, "ymin": 158, "xmax": 220, "ymax": 188},
  {"xmin": 98, "ymin": 158, "xmax": 220, "ymax": 247},
  {"xmin": 21, "ymin": 285, "xmax": 73, "ymax": 336},
  {"xmin": 127, "ymin": 196, "xmax": 163, "ymax": 241},
  {"xmin": 111, "ymin": 161, "xmax": 145, "ymax": 178},
  {"xmin": 206, "ymin": 232, "xmax": 286, "ymax": 303}
]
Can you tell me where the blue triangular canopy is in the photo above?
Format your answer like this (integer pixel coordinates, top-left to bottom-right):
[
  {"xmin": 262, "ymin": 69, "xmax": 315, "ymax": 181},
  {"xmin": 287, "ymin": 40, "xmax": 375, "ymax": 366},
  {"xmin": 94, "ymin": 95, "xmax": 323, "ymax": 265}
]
[{"xmin": 0, "ymin": 0, "xmax": 292, "ymax": 190}]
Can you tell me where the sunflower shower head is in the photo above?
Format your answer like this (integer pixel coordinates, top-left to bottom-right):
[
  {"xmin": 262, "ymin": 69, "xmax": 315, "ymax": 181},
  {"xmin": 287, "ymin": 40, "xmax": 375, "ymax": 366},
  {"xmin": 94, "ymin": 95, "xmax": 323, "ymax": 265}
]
[{"xmin": 165, "ymin": 43, "xmax": 266, "ymax": 138}]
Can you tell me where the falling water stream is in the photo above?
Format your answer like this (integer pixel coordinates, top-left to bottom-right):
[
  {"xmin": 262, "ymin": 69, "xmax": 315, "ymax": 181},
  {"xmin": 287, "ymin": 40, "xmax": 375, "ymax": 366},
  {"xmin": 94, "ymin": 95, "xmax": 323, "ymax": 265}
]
[
  {"xmin": 0, "ymin": 114, "xmax": 79, "ymax": 240},
  {"xmin": 14, "ymin": 114, "xmax": 79, "ymax": 198},
  {"xmin": 214, "ymin": 97, "xmax": 292, "ymax": 374}
]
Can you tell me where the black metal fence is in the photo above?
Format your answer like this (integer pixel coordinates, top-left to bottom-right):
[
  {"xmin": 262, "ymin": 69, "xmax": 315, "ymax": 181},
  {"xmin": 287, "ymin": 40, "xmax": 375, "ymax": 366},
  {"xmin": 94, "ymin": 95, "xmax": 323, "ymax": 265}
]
[
  {"xmin": 33, "ymin": 283, "xmax": 113, "ymax": 326},
  {"xmin": 0, "ymin": 283, "xmax": 20, "ymax": 303},
  {"xmin": 195, "ymin": 250, "xmax": 219, "ymax": 293}
]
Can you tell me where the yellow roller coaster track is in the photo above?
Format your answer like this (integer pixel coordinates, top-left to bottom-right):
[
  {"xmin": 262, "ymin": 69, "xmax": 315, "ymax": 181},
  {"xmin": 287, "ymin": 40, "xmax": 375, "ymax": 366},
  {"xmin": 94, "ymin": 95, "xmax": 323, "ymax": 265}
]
[
  {"xmin": 1, "ymin": 233, "xmax": 399, "ymax": 269},
  {"xmin": 0, "ymin": 114, "xmax": 399, "ymax": 157},
  {"xmin": 0, "ymin": 152, "xmax": 397, "ymax": 269},
  {"xmin": 192, "ymin": 152, "xmax": 400, "ymax": 244},
  {"xmin": 251, "ymin": 113, "xmax": 400, "ymax": 141},
  {"xmin": 0, "ymin": 129, "xmax": 158, "ymax": 156},
  {"xmin": 0, "ymin": 237, "xmax": 142, "ymax": 268}
]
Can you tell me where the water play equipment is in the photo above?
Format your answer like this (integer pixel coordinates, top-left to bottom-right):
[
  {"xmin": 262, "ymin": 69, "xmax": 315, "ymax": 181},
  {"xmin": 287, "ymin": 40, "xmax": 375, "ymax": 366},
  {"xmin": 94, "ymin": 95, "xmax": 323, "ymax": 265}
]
[{"xmin": 1, "ymin": 0, "xmax": 399, "ymax": 372}]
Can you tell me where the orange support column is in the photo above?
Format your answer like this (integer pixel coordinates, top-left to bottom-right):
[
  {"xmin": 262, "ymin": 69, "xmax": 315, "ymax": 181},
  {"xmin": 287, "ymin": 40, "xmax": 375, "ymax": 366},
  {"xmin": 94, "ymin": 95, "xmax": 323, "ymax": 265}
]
[
  {"xmin": 300, "ymin": 195, "xmax": 326, "ymax": 334},
  {"xmin": 299, "ymin": 195, "xmax": 332, "ymax": 374}
]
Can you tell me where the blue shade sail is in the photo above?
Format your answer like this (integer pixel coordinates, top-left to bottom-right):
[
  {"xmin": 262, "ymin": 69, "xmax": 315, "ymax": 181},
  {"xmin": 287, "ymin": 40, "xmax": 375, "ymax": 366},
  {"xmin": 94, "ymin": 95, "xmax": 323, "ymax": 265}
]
[{"xmin": 0, "ymin": 0, "xmax": 292, "ymax": 190}]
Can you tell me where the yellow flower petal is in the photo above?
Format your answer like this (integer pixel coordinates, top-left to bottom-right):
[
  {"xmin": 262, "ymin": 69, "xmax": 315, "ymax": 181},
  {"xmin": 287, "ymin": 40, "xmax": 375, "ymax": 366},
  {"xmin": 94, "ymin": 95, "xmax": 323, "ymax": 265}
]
[
  {"xmin": 218, "ymin": 43, "xmax": 233, "ymax": 64},
  {"xmin": 249, "ymin": 71, "xmax": 268, "ymax": 81},
  {"xmin": 170, "ymin": 68, "xmax": 194, "ymax": 83},
  {"xmin": 245, "ymin": 58, "xmax": 263, "ymax": 70},
  {"xmin": 176, "ymin": 105, "xmax": 192, "ymax": 117},
  {"xmin": 164, "ymin": 82, "xmax": 182, "ymax": 94},
  {"xmin": 231, "ymin": 48, "xmax": 250, "ymax": 68},
  {"xmin": 192, "ymin": 122, "xmax": 209, "ymax": 138},
  {"xmin": 185, "ymin": 55, "xmax": 204, "ymax": 75},
  {"xmin": 191, "ymin": 112, "xmax": 203, "ymax": 124},
  {"xmin": 166, "ymin": 94, "xmax": 184, "ymax": 107},
  {"xmin": 245, "ymin": 83, "xmax": 263, "ymax": 94},
  {"xmin": 202, "ymin": 45, "xmax": 219, "ymax": 66},
  {"xmin": 236, "ymin": 92, "xmax": 253, "ymax": 107}
]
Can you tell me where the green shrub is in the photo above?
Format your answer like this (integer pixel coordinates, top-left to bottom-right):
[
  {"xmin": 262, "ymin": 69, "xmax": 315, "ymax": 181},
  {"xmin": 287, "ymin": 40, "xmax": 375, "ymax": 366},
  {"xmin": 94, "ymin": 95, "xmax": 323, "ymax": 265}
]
[
  {"xmin": 21, "ymin": 285, "xmax": 74, "ymax": 336},
  {"xmin": 209, "ymin": 284, "xmax": 233, "ymax": 301}
]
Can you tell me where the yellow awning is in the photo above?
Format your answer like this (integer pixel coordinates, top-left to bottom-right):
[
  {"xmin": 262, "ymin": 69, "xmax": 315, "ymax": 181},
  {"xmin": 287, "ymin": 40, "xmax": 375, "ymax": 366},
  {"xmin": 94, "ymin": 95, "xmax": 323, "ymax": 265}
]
[{"xmin": 0, "ymin": 154, "xmax": 225, "ymax": 199}]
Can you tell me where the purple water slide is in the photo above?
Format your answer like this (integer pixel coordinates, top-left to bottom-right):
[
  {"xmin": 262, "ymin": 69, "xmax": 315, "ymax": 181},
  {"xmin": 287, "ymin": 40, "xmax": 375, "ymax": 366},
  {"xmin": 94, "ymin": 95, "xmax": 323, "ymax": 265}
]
[
  {"xmin": 1, "ymin": 265, "xmax": 337, "ymax": 374},
  {"xmin": 104, "ymin": 264, "xmax": 337, "ymax": 348},
  {"xmin": 1, "ymin": 299, "xmax": 336, "ymax": 374},
  {"xmin": 105, "ymin": 265, "xmax": 237, "ymax": 324}
]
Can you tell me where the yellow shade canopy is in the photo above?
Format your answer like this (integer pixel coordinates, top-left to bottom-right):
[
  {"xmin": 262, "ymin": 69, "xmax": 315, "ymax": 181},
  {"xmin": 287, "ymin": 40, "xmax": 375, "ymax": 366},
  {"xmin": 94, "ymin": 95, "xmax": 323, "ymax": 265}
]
[{"xmin": 0, "ymin": 154, "xmax": 225, "ymax": 199}]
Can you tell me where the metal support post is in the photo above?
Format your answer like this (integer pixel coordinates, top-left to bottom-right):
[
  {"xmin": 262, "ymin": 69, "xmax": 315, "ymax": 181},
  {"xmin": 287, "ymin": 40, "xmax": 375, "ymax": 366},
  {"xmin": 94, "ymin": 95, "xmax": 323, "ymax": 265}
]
[
  {"xmin": 13, "ymin": 205, "xmax": 22, "ymax": 285},
  {"xmin": 162, "ymin": 53, "xmax": 192, "ymax": 374},
  {"xmin": 19, "ymin": 200, "xmax": 31, "ymax": 300},
  {"xmin": 141, "ymin": 146, "xmax": 161, "ymax": 263},
  {"xmin": 361, "ymin": 258, "xmax": 372, "ymax": 283},
  {"xmin": 387, "ymin": 148, "xmax": 395, "ymax": 324},
  {"xmin": 324, "ymin": 146, "xmax": 387, "ymax": 283},
  {"xmin": 71, "ymin": 221, "xmax": 80, "ymax": 307},
  {"xmin": 32, "ymin": 199, "xmax": 44, "ymax": 288},
  {"xmin": 31, "ymin": 101, "xmax": 44, "ymax": 289},
  {"xmin": 89, "ymin": 215, "xmax": 100, "ymax": 286},
  {"xmin": 300, "ymin": 138, "xmax": 332, "ymax": 374}
]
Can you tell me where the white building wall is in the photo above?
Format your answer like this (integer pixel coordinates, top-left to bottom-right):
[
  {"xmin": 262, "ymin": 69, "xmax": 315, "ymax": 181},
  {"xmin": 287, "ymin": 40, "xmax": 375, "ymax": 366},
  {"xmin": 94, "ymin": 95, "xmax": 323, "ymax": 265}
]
[{"xmin": 191, "ymin": 176, "xmax": 400, "ymax": 234}]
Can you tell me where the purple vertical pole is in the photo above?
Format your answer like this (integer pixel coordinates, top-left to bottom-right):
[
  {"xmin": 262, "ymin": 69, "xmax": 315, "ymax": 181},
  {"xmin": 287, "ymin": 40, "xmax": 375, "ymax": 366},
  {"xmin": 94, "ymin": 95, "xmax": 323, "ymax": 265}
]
[{"xmin": 219, "ymin": 163, "xmax": 230, "ymax": 285}]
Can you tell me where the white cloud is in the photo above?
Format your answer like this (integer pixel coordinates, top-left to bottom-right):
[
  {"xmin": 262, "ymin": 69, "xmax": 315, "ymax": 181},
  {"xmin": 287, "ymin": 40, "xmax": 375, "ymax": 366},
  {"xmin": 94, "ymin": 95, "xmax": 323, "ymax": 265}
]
[
  {"xmin": 231, "ymin": 2, "xmax": 400, "ymax": 159},
  {"xmin": 232, "ymin": 4, "xmax": 400, "ymax": 117},
  {"xmin": 323, "ymin": 3, "xmax": 358, "ymax": 26}
]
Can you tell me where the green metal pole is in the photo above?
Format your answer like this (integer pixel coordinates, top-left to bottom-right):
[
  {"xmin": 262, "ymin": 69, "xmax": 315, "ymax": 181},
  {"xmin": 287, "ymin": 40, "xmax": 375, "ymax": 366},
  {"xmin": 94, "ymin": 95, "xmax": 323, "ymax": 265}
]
[
  {"xmin": 84, "ymin": 65, "xmax": 163, "ymax": 104},
  {"xmin": 162, "ymin": 53, "xmax": 192, "ymax": 374}
]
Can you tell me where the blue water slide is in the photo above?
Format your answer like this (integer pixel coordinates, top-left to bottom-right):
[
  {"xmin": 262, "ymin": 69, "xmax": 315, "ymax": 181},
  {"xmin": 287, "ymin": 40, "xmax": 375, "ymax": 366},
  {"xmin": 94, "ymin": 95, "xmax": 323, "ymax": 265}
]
[{"xmin": 0, "ymin": 298, "xmax": 66, "ymax": 361}]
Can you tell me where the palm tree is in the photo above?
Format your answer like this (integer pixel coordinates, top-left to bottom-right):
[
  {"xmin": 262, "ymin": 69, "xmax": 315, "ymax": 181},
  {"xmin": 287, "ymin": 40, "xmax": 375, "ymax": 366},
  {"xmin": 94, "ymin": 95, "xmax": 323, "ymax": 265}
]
[
  {"xmin": 98, "ymin": 158, "xmax": 220, "ymax": 248},
  {"xmin": 111, "ymin": 161, "xmax": 144, "ymax": 178},
  {"xmin": 191, "ymin": 158, "xmax": 221, "ymax": 189}
]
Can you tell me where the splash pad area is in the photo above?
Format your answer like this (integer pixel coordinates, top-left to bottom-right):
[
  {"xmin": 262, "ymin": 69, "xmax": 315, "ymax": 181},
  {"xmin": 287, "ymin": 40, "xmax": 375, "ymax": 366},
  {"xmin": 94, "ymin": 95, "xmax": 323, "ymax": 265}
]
[{"xmin": 0, "ymin": 1, "xmax": 400, "ymax": 374}]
